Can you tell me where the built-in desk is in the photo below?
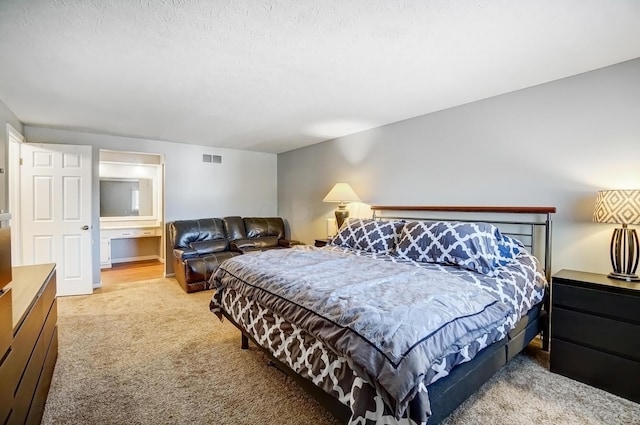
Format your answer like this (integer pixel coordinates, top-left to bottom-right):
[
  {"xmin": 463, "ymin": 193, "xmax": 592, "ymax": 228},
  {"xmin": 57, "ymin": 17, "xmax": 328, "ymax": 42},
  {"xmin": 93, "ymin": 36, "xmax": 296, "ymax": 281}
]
[
  {"xmin": 100, "ymin": 225, "xmax": 163, "ymax": 268},
  {"xmin": 0, "ymin": 263, "xmax": 57, "ymax": 425}
]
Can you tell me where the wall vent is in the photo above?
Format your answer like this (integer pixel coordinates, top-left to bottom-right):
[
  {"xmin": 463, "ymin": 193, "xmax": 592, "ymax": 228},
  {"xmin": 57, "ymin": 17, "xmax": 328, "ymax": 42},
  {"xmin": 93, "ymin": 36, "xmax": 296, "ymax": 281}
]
[{"xmin": 202, "ymin": 154, "xmax": 222, "ymax": 164}]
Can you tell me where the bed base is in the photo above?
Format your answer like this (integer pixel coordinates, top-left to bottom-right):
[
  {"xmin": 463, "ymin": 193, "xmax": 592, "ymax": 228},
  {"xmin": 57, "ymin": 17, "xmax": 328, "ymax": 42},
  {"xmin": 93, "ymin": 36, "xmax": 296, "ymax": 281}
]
[
  {"xmin": 224, "ymin": 303, "xmax": 543, "ymax": 425},
  {"xmin": 220, "ymin": 205, "xmax": 554, "ymax": 424}
]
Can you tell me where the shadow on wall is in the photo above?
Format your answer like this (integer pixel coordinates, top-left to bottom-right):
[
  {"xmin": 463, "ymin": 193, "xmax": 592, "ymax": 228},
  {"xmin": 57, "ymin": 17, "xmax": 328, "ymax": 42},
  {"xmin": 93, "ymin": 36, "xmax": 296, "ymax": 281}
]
[{"xmin": 573, "ymin": 193, "xmax": 598, "ymax": 222}]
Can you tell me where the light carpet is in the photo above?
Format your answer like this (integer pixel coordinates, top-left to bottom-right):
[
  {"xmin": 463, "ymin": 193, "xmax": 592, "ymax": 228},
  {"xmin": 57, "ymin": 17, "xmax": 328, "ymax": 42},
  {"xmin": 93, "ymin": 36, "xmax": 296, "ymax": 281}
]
[{"xmin": 42, "ymin": 278, "xmax": 640, "ymax": 425}]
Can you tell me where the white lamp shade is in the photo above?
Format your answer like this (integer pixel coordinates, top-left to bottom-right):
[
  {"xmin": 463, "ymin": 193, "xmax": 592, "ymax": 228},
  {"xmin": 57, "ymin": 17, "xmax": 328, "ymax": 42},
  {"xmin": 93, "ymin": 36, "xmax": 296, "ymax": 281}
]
[
  {"xmin": 593, "ymin": 190, "xmax": 640, "ymax": 225},
  {"xmin": 322, "ymin": 183, "xmax": 361, "ymax": 203}
]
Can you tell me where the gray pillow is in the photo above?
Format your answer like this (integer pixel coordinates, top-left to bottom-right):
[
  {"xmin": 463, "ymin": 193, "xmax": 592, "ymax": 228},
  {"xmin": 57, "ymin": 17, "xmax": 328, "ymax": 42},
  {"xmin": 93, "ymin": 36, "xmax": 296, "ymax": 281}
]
[
  {"xmin": 330, "ymin": 218, "xmax": 404, "ymax": 254},
  {"xmin": 394, "ymin": 221, "xmax": 508, "ymax": 275}
]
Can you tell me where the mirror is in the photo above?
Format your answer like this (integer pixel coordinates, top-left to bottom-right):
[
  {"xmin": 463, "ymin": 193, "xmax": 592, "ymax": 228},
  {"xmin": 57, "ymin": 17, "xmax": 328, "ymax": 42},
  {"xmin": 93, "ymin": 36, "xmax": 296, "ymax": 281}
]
[
  {"xmin": 100, "ymin": 178, "xmax": 154, "ymax": 218},
  {"xmin": 99, "ymin": 159, "xmax": 161, "ymax": 222}
]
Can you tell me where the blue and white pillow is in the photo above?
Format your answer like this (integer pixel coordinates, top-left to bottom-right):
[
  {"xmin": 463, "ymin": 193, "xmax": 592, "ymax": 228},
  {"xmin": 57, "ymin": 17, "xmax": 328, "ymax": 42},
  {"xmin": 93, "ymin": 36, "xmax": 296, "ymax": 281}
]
[
  {"xmin": 496, "ymin": 234, "xmax": 525, "ymax": 266},
  {"xmin": 394, "ymin": 221, "xmax": 520, "ymax": 275},
  {"xmin": 330, "ymin": 218, "xmax": 404, "ymax": 254}
]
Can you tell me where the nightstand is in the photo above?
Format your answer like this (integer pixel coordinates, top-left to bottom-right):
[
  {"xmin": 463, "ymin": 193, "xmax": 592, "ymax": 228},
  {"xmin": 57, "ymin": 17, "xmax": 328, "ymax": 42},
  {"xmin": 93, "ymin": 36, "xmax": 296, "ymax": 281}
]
[
  {"xmin": 550, "ymin": 269, "xmax": 640, "ymax": 403},
  {"xmin": 314, "ymin": 239, "xmax": 330, "ymax": 247}
]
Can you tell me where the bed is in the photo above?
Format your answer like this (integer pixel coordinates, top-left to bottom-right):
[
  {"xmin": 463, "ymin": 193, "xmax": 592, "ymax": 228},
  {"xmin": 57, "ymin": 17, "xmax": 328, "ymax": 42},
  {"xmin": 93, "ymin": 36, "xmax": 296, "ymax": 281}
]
[{"xmin": 209, "ymin": 206, "xmax": 555, "ymax": 424}]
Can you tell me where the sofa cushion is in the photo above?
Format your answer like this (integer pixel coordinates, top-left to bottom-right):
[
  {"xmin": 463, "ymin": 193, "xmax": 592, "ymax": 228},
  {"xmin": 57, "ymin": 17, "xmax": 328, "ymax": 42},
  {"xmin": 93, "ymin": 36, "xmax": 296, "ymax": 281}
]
[
  {"xmin": 244, "ymin": 217, "xmax": 285, "ymax": 239},
  {"xmin": 170, "ymin": 218, "xmax": 227, "ymax": 249},
  {"xmin": 183, "ymin": 251, "xmax": 239, "ymax": 287},
  {"xmin": 232, "ymin": 236, "xmax": 279, "ymax": 250},
  {"xmin": 252, "ymin": 236, "xmax": 279, "ymax": 248},
  {"xmin": 223, "ymin": 216, "xmax": 247, "ymax": 241},
  {"xmin": 190, "ymin": 239, "xmax": 228, "ymax": 255}
]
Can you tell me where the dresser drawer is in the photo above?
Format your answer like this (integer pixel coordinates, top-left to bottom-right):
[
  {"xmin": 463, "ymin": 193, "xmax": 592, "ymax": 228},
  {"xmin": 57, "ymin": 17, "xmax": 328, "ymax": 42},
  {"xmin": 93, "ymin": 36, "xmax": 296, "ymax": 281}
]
[
  {"xmin": 39, "ymin": 272, "xmax": 56, "ymax": 320},
  {"xmin": 25, "ymin": 326, "xmax": 57, "ymax": 425},
  {"xmin": 551, "ymin": 338, "xmax": 640, "ymax": 403},
  {"xmin": 0, "ymin": 288, "xmax": 12, "ymax": 425},
  {"xmin": 0, "ymin": 288, "xmax": 11, "ymax": 361},
  {"xmin": 8, "ymin": 293, "xmax": 44, "ymax": 393},
  {"xmin": 553, "ymin": 282, "xmax": 639, "ymax": 324},
  {"xmin": 0, "ymin": 347, "xmax": 13, "ymax": 424},
  {"xmin": 552, "ymin": 307, "xmax": 640, "ymax": 361}
]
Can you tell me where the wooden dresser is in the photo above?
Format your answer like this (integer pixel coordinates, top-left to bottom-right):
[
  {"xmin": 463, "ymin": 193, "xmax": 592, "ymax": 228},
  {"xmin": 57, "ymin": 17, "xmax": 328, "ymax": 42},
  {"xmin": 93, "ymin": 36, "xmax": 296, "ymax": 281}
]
[{"xmin": 0, "ymin": 264, "xmax": 58, "ymax": 425}]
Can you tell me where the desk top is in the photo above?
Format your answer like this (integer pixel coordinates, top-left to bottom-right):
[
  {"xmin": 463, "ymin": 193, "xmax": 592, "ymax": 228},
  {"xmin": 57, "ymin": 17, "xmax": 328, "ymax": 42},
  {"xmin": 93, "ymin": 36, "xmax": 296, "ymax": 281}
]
[{"xmin": 6, "ymin": 263, "xmax": 56, "ymax": 328}]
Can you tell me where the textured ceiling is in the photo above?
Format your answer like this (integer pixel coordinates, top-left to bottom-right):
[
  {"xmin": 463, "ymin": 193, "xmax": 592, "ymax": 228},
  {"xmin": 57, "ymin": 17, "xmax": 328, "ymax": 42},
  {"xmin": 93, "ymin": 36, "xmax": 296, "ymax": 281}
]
[{"xmin": 0, "ymin": 1, "xmax": 639, "ymax": 154}]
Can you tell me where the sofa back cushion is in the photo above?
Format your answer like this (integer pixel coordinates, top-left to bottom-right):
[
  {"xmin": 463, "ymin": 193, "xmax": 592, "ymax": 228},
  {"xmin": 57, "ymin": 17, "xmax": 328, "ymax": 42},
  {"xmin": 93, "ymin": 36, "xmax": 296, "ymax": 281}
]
[
  {"xmin": 169, "ymin": 218, "xmax": 227, "ymax": 249},
  {"xmin": 243, "ymin": 217, "xmax": 285, "ymax": 240},
  {"xmin": 223, "ymin": 216, "xmax": 247, "ymax": 241}
]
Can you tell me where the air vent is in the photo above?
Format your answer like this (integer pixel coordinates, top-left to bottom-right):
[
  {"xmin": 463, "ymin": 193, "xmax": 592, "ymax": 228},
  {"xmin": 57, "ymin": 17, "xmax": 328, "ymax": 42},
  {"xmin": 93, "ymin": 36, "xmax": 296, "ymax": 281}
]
[{"xmin": 202, "ymin": 154, "xmax": 222, "ymax": 164}]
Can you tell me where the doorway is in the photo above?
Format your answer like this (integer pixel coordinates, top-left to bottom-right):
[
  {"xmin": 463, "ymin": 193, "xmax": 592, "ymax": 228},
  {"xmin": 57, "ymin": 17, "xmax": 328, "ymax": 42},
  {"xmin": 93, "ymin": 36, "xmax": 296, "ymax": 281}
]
[{"xmin": 98, "ymin": 150, "xmax": 165, "ymax": 286}]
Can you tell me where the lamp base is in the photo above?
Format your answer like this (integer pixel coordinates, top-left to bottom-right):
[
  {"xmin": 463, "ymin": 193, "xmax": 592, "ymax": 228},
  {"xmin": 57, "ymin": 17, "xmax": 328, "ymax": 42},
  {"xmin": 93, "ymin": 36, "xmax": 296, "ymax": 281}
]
[
  {"xmin": 607, "ymin": 271, "xmax": 640, "ymax": 282},
  {"xmin": 335, "ymin": 205, "xmax": 349, "ymax": 230},
  {"xmin": 609, "ymin": 226, "xmax": 640, "ymax": 282}
]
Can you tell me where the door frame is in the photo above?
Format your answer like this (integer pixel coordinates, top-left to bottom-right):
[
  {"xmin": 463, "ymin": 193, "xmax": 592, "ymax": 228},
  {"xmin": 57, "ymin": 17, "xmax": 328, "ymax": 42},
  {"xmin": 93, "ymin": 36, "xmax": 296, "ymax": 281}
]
[{"xmin": 7, "ymin": 124, "xmax": 23, "ymax": 266}]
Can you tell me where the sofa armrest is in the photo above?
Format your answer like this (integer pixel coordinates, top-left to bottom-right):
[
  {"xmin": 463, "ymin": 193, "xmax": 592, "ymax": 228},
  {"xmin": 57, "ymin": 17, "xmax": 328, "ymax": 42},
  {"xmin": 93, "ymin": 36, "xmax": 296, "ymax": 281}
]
[
  {"xmin": 278, "ymin": 239, "xmax": 301, "ymax": 248},
  {"xmin": 173, "ymin": 248, "xmax": 199, "ymax": 261},
  {"xmin": 230, "ymin": 239, "xmax": 257, "ymax": 252}
]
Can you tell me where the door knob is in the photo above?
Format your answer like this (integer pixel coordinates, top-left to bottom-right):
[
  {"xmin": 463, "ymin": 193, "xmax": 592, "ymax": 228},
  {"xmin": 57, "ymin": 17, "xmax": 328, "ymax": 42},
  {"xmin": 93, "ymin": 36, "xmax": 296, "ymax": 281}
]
[{"xmin": 81, "ymin": 225, "xmax": 89, "ymax": 230}]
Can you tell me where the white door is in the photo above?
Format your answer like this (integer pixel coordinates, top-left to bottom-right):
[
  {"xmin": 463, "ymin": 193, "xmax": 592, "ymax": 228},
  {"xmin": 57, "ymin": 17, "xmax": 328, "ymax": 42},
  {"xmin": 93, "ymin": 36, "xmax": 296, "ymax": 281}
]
[{"xmin": 20, "ymin": 143, "xmax": 93, "ymax": 296}]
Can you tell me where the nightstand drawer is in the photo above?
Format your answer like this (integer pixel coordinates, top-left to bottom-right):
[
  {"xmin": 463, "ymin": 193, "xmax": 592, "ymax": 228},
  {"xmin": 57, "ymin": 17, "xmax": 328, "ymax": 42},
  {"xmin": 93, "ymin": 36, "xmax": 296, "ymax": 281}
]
[
  {"xmin": 553, "ymin": 282, "xmax": 639, "ymax": 324},
  {"xmin": 551, "ymin": 338, "xmax": 640, "ymax": 403},
  {"xmin": 552, "ymin": 307, "xmax": 640, "ymax": 361}
]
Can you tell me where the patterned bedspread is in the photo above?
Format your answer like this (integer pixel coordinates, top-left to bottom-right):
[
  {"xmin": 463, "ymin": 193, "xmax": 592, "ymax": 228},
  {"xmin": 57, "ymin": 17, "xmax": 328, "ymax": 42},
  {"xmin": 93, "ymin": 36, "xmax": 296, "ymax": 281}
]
[{"xmin": 209, "ymin": 245, "xmax": 546, "ymax": 423}]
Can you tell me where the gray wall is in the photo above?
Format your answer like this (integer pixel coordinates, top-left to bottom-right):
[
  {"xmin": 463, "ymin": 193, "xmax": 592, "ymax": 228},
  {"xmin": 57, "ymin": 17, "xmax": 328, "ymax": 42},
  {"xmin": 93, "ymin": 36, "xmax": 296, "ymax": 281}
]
[
  {"xmin": 25, "ymin": 126, "xmax": 278, "ymax": 282},
  {"xmin": 0, "ymin": 98, "xmax": 23, "ymax": 213},
  {"xmin": 278, "ymin": 58, "xmax": 640, "ymax": 276}
]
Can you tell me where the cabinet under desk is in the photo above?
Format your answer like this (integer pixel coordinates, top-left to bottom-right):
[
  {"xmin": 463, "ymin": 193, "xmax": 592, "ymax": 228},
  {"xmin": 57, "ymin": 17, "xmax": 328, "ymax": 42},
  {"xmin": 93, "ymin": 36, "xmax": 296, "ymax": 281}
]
[{"xmin": 100, "ymin": 225, "xmax": 163, "ymax": 268}]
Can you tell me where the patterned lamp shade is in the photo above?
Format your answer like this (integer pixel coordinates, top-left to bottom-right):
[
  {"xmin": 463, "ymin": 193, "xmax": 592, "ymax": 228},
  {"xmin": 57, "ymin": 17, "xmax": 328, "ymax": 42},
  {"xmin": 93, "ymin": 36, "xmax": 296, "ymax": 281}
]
[
  {"xmin": 592, "ymin": 190, "xmax": 640, "ymax": 225},
  {"xmin": 593, "ymin": 189, "xmax": 640, "ymax": 281}
]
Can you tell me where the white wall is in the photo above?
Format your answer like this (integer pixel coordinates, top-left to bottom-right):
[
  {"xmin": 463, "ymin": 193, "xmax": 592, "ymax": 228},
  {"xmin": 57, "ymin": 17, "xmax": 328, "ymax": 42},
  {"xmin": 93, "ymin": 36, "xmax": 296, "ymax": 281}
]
[
  {"xmin": 278, "ymin": 58, "xmax": 640, "ymax": 276},
  {"xmin": 25, "ymin": 126, "xmax": 278, "ymax": 280}
]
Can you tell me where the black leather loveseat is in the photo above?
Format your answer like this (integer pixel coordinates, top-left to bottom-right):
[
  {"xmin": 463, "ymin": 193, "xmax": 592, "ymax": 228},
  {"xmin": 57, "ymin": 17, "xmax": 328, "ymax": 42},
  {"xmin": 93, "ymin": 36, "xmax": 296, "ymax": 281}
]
[{"xmin": 169, "ymin": 216, "xmax": 299, "ymax": 293}]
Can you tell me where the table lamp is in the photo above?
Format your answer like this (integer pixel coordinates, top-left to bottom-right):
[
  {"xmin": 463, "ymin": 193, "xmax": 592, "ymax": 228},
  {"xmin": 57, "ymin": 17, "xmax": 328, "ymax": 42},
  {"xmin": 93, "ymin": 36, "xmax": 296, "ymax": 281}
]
[
  {"xmin": 322, "ymin": 183, "xmax": 360, "ymax": 230},
  {"xmin": 593, "ymin": 189, "xmax": 640, "ymax": 281}
]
